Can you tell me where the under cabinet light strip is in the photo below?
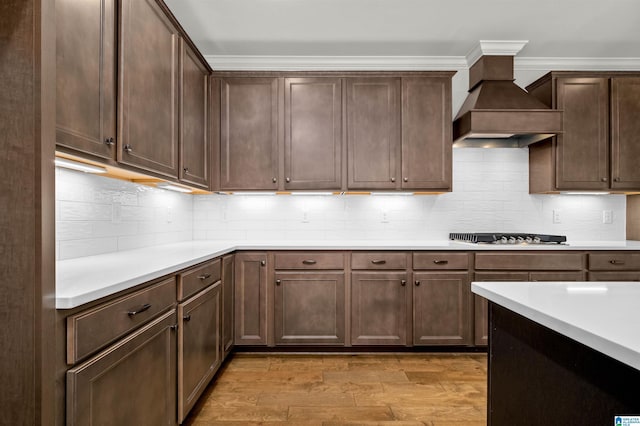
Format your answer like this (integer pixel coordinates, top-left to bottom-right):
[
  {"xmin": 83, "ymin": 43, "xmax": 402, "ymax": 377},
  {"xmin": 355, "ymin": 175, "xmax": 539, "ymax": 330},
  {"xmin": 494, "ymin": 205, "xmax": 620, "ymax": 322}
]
[
  {"xmin": 156, "ymin": 183, "xmax": 192, "ymax": 193},
  {"xmin": 54, "ymin": 158, "xmax": 107, "ymax": 174}
]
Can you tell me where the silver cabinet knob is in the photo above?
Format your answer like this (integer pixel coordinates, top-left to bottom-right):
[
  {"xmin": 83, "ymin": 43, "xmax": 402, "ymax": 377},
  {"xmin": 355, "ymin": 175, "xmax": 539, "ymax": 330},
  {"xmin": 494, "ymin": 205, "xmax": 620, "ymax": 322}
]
[
  {"xmin": 272, "ymin": 177, "xmax": 277, "ymax": 183},
  {"xmin": 124, "ymin": 144, "xmax": 133, "ymax": 153},
  {"xmin": 104, "ymin": 137, "xmax": 115, "ymax": 146},
  {"xmin": 400, "ymin": 280, "xmax": 406, "ymax": 286},
  {"xmin": 403, "ymin": 177, "xmax": 408, "ymax": 182},
  {"xmin": 260, "ymin": 260, "xmax": 266, "ymax": 266},
  {"xmin": 390, "ymin": 177, "xmax": 395, "ymax": 182},
  {"xmin": 614, "ymin": 177, "xmax": 621, "ymax": 182},
  {"xmin": 183, "ymin": 167, "xmax": 189, "ymax": 174},
  {"xmin": 285, "ymin": 177, "xmax": 291, "ymax": 183},
  {"xmin": 601, "ymin": 177, "xmax": 608, "ymax": 182}
]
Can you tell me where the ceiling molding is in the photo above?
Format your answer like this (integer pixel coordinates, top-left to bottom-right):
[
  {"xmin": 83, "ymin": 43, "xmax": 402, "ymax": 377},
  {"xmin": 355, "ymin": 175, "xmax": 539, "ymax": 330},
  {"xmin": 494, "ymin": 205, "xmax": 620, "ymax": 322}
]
[
  {"xmin": 207, "ymin": 55, "xmax": 640, "ymax": 72},
  {"xmin": 466, "ymin": 40, "xmax": 529, "ymax": 66}
]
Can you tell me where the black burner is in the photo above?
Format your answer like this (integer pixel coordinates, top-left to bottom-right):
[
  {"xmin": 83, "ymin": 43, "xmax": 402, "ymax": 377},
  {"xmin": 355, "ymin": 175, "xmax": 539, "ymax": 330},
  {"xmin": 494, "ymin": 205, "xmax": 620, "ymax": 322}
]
[{"xmin": 449, "ymin": 233, "xmax": 567, "ymax": 245}]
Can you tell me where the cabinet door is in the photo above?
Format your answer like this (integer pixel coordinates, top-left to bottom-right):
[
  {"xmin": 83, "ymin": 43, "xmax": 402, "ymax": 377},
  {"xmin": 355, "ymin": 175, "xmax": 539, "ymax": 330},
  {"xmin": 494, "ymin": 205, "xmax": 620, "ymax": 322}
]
[
  {"xmin": 178, "ymin": 283, "xmax": 221, "ymax": 423},
  {"xmin": 413, "ymin": 272, "xmax": 471, "ymax": 346},
  {"xmin": 119, "ymin": 0, "xmax": 179, "ymax": 178},
  {"xmin": 220, "ymin": 78, "xmax": 279, "ymax": 190},
  {"xmin": 347, "ymin": 78, "xmax": 401, "ymax": 189},
  {"xmin": 555, "ymin": 77, "xmax": 609, "ymax": 190},
  {"xmin": 180, "ymin": 41, "xmax": 210, "ymax": 189},
  {"xmin": 274, "ymin": 272, "xmax": 345, "ymax": 345},
  {"xmin": 56, "ymin": 0, "xmax": 116, "ymax": 159},
  {"xmin": 284, "ymin": 78, "xmax": 342, "ymax": 190},
  {"xmin": 221, "ymin": 254, "xmax": 235, "ymax": 357},
  {"xmin": 234, "ymin": 253, "xmax": 268, "ymax": 345},
  {"xmin": 611, "ymin": 77, "xmax": 640, "ymax": 190},
  {"xmin": 66, "ymin": 310, "xmax": 177, "ymax": 426},
  {"xmin": 473, "ymin": 272, "xmax": 529, "ymax": 346},
  {"xmin": 401, "ymin": 77, "xmax": 452, "ymax": 190},
  {"xmin": 351, "ymin": 272, "xmax": 408, "ymax": 345}
]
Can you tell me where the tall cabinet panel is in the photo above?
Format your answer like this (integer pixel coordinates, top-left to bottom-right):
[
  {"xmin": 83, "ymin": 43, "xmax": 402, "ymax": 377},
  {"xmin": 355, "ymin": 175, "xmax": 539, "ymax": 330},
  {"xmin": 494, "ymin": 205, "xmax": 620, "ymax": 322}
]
[
  {"xmin": 401, "ymin": 77, "xmax": 452, "ymax": 190},
  {"xmin": 56, "ymin": 0, "xmax": 116, "ymax": 160},
  {"xmin": 284, "ymin": 78, "xmax": 343, "ymax": 190},
  {"xmin": 179, "ymin": 41, "xmax": 210, "ymax": 189},
  {"xmin": 347, "ymin": 78, "xmax": 401, "ymax": 189},
  {"xmin": 221, "ymin": 255, "xmax": 235, "ymax": 357},
  {"xmin": 220, "ymin": 78, "xmax": 279, "ymax": 190},
  {"xmin": 119, "ymin": 0, "xmax": 180, "ymax": 178},
  {"xmin": 611, "ymin": 77, "xmax": 640, "ymax": 190},
  {"xmin": 234, "ymin": 253, "xmax": 268, "ymax": 345}
]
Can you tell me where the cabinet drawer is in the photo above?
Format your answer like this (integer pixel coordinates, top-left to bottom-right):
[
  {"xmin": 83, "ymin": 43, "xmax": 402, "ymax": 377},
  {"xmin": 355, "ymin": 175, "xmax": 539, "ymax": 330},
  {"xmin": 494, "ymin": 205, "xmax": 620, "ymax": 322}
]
[
  {"xmin": 178, "ymin": 258, "xmax": 221, "ymax": 301},
  {"xmin": 589, "ymin": 253, "xmax": 640, "ymax": 271},
  {"xmin": 475, "ymin": 252, "xmax": 584, "ymax": 270},
  {"xmin": 67, "ymin": 277, "xmax": 176, "ymax": 364},
  {"xmin": 413, "ymin": 252, "xmax": 469, "ymax": 270},
  {"xmin": 274, "ymin": 252, "xmax": 345, "ymax": 270},
  {"xmin": 351, "ymin": 252, "xmax": 407, "ymax": 270},
  {"xmin": 589, "ymin": 271, "xmax": 640, "ymax": 281}
]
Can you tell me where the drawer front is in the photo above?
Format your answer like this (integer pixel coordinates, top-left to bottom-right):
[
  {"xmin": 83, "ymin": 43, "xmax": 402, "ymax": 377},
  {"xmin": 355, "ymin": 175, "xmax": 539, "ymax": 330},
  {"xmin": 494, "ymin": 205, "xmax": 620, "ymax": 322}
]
[
  {"xmin": 530, "ymin": 271, "xmax": 586, "ymax": 281},
  {"xmin": 589, "ymin": 253, "xmax": 640, "ymax": 271},
  {"xmin": 475, "ymin": 252, "xmax": 584, "ymax": 270},
  {"xmin": 351, "ymin": 252, "xmax": 407, "ymax": 270},
  {"xmin": 413, "ymin": 252, "xmax": 469, "ymax": 270},
  {"xmin": 274, "ymin": 252, "xmax": 345, "ymax": 270},
  {"xmin": 67, "ymin": 277, "xmax": 176, "ymax": 364},
  {"xmin": 589, "ymin": 271, "xmax": 640, "ymax": 281},
  {"xmin": 178, "ymin": 258, "xmax": 221, "ymax": 301}
]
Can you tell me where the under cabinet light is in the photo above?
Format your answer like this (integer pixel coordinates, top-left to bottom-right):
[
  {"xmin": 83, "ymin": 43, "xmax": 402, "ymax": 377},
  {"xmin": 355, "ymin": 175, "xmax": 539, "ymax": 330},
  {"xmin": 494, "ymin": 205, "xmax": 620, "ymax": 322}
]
[
  {"xmin": 231, "ymin": 192, "xmax": 277, "ymax": 196},
  {"xmin": 370, "ymin": 192, "xmax": 413, "ymax": 196},
  {"xmin": 290, "ymin": 192, "xmax": 333, "ymax": 196},
  {"xmin": 156, "ymin": 183, "xmax": 192, "ymax": 193},
  {"xmin": 560, "ymin": 192, "xmax": 611, "ymax": 195},
  {"xmin": 54, "ymin": 158, "xmax": 107, "ymax": 174}
]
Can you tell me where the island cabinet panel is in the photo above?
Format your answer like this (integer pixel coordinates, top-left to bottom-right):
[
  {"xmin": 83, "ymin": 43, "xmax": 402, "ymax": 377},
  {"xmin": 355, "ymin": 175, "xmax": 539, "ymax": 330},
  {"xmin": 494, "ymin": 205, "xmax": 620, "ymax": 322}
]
[
  {"xmin": 221, "ymin": 255, "xmax": 235, "ymax": 358},
  {"xmin": 177, "ymin": 283, "xmax": 222, "ymax": 423},
  {"xmin": 413, "ymin": 272, "xmax": 472, "ymax": 346},
  {"xmin": 66, "ymin": 310, "xmax": 177, "ymax": 426},
  {"xmin": 611, "ymin": 77, "xmax": 640, "ymax": 189},
  {"xmin": 401, "ymin": 77, "xmax": 452, "ymax": 191},
  {"xmin": 220, "ymin": 77, "xmax": 279, "ymax": 190},
  {"xmin": 118, "ymin": 0, "xmax": 180, "ymax": 178},
  {"xmin": 179, "ymin": 41, "xmax": 210, "ymax": 189},
  {"xmin": 274, "ymin": 272, "xmax": 345, "ymax": 345},
  {"xmin": 284, "ymin": 77, "xmax": 342, "ymax": 190},
  {"xmin": 346, "ymin": 78, "xmax": 401, "ymax": 189},
  {"xmin": 234, "ymin": 253, "xmax": 268, "ymax": 345},
  {"xmin": 56, "ymin": 0, "xmax": 117, "ymax": 160},
  {"xmin": 351, "ymin": 272, "xmax": 408, "ymax": 345}
]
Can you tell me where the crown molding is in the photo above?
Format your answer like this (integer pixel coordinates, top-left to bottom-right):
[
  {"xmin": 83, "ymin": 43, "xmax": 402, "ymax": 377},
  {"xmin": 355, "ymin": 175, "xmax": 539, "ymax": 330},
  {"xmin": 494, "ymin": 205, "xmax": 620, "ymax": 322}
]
[
  {"xmin": 206, "ymin": 54, "xmax": 640, "ymax": 72},
  {"xmin": 466, "ymin": 40, "xmax": 529, "ymax": 66}
]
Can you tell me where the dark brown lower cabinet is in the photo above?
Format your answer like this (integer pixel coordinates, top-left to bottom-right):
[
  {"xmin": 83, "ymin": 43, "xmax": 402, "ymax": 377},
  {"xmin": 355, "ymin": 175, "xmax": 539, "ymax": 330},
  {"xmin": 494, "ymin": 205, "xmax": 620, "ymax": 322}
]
[
  {"xmin": 351, "ymin": 272, "xmax": 408, "ymax": 345},
  {"xmin": 234, "ymin": 252, "xmax": 268, "ymax": 345},
  {"xmin": 66, "ymin": 310, "xmax": 177, "ymax": 426},
  {"xmin": 221, "ymin": 254, "xmax": 235, "ymax": 357},
  {"xmin": 413, "ymin": 272, "xmax": 472, "ymax": 346},
  {"xmin": 274, "ymin": 272, "xmax": 345, "ymax": 345},
  {"xmin": 178, "ymin": 283, "xmax": 222, "ymax": 423}
]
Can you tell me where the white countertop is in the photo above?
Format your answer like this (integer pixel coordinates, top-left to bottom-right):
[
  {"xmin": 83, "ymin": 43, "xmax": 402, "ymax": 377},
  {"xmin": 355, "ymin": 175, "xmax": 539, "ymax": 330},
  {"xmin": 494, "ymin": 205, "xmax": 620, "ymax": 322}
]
[
  {"xmin": 472, "ymin": 281, "xmax": 640, "ymax": 371},
  {"xmin": 56, "ymin": 239, "xmax": 640, "ymax": 309}
]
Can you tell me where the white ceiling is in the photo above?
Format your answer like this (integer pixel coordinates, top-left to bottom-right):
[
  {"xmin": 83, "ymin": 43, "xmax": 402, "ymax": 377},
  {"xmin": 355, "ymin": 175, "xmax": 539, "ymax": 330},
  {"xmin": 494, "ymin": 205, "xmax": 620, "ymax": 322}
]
[{"xmin": 165, "ymin": 0, "xmax": 640, "ymax": 59}]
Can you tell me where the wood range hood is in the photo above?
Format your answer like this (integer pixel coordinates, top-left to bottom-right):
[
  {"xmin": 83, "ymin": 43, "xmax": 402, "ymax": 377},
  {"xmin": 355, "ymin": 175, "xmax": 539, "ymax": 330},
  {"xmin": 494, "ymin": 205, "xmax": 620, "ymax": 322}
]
[{"xmin": 453, "ymin": 55, "xmax": 563, "ymax": 148}]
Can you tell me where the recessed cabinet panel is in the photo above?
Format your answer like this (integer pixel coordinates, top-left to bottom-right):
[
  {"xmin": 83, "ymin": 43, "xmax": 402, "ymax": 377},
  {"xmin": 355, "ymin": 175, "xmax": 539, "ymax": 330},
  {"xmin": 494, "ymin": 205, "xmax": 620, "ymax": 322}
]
[
  {"xmin": 56, "ymin": 0, "xmax": 116, "ymax": 159},
  {"xmin": 119, "ymin": 0, "xmax": 180, "ymax": 177},
  {"xmin": 556, "ymin": 78, "xmax": 609, "ymax": 190},
  {"xmin": 347, "ymin": 78, "xmax": 400, "ymax": 189},
  {"xmin": 611, "ymin": 77, "xmax": 640, "ymax": 189},
  {"xmin": 284, "ymin": 78, "xmax": 342, "ymax": 189},
  {"xmin": 401, "ymin": 77, "xmax": 452, "ymax": 190},
  {"xmin": 222, "ymin": 255, "xmax": 235, "ymax": 357},
  {"xmin": 234, "ymin": 253, "xmax": 268, "ymax": 345},
  {"xmin": 220, "ymin": 78, "xmax": 279, "ymax": 190}
]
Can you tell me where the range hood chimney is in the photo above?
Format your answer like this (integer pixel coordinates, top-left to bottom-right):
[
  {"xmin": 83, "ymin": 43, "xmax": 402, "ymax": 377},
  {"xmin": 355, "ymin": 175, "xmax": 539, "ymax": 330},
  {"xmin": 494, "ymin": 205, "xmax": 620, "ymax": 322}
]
[{"xmin": 453, "ymin": 41, "xmax": 563, "ymax": 148}]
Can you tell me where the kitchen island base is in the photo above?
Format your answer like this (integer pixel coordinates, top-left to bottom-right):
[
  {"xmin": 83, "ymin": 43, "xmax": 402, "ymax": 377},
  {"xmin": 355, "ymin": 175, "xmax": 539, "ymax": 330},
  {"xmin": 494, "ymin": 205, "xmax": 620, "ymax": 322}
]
[{"xmin": 488, "ymin": 303, "xmax": 640, "ymax": 425}]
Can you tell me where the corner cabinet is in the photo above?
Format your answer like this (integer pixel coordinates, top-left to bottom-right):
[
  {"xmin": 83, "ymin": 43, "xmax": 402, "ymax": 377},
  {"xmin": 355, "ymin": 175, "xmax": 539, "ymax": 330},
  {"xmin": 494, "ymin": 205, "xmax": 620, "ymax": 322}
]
[
  {"xmin": 118, "ymin": 0, "xmax": 180, "ymax": 178},
  {"xmin": 528, "ymin": 72, "xmax": 640, "ymax": 192}
]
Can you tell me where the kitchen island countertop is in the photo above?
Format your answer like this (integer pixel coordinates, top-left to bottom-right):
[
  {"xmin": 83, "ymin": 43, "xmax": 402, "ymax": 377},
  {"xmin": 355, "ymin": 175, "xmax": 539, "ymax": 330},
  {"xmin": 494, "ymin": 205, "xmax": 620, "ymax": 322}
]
[{"xmin": 56, "ymin": 239, "xmax": 640, "ymax": 309}]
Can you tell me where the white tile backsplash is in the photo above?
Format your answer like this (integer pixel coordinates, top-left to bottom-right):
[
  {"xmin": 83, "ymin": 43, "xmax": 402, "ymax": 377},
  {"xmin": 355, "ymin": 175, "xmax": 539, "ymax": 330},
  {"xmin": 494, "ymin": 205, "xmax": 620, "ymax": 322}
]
[{"xmin": 56, "ymin": 148, "xmax": 627, "ymax": 260}]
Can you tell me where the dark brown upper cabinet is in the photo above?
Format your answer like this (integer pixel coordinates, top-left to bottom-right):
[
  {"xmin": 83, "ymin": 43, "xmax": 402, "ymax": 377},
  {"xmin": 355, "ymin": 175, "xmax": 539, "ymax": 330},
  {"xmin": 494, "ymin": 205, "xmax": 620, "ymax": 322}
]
[
  {"xmin": 347, "ymin": 78, "xmax": 401, "ymax": 189},
  {"xmin": 401, "ymin": 77, "xmax": 453, "ymax": 191},
  {"xmin": 528, "ymin": 72, "xmax": 640, "ymax": 193},
  {"xmin": 284, "ymin": 77, "xmax": 343, "ymax": 190},
  {"xmin": 179, "ymin": 41, "xmax": 210, "ymax": 189},
  {"xmin": 220, "ymin": 77, "xmax": 279, "ymax": 190},
  {"xmin": 56, "ymin": 0, "xmax": 117, "ymax": 160},
  {"xmin": 118, "ymin": 0, "xmax": 180, "ymax": 178}
]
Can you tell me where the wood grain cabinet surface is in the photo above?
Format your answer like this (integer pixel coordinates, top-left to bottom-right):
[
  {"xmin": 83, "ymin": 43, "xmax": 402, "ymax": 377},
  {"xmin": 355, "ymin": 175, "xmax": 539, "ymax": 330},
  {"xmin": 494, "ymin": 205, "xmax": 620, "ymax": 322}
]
[
  {"xmin": 234, "ymin": 252, "xmax": 269, "ymax": 345},
  {"xmin": 118, "ymin": 0, "xmax": 180, "ymax": 178},
  {"xmin": 221, "ymin": 255, "xmax": 235, "ymax": 358},
  {"xmin": 528, "ymin": 72, "xmax": 640, "ymax": 192},
  {"xmin": 66, "ymin": 310, "xmax": 177, "ymax": 426},
  {"xmin": 56, "ymin": 0, "xmax": 117, "ymax": 160}
]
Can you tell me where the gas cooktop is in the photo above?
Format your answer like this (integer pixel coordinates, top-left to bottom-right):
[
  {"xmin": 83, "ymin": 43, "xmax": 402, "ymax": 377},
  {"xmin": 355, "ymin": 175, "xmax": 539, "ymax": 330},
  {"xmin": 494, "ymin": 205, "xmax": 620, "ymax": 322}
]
[{"xmin": 449, "ymin": 233, "xmax": 567, "ymax": 245}]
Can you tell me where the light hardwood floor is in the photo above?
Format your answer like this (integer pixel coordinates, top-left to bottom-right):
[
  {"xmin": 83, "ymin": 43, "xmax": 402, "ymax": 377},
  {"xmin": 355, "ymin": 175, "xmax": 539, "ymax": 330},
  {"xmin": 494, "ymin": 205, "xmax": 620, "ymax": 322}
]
[{"xmin": 184, "ymin": 353, "xmax": 487, "ymax": 425}]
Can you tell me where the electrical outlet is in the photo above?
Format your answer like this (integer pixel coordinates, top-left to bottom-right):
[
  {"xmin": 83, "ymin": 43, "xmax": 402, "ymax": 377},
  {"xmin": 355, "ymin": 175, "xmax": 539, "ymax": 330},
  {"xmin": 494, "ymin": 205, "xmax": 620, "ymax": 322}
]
[
  {"xmin": 381, "ymin": 212, "xmax": 389, "ymax": 223},
  {"xmin": 302, "ymin": 211, "xmax": 309, "ymax": 223},
  {"xmin": 603, "ymin": 210, "xmax": 613, "ymax": 224},
  {"xmin": 166, "ymin": 206, "xmax": 173, "ymax": 223},
  {"xmin": 552, "ymin": 209, "xmax": 562, "ymax": 224}
]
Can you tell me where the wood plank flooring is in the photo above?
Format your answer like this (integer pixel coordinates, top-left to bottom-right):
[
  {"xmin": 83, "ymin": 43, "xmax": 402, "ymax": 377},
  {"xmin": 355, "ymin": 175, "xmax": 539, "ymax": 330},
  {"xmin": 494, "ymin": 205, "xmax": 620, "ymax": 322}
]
[{"xmin": 184, "ymin": 353, "xmax": 487, "ymax": 425}]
